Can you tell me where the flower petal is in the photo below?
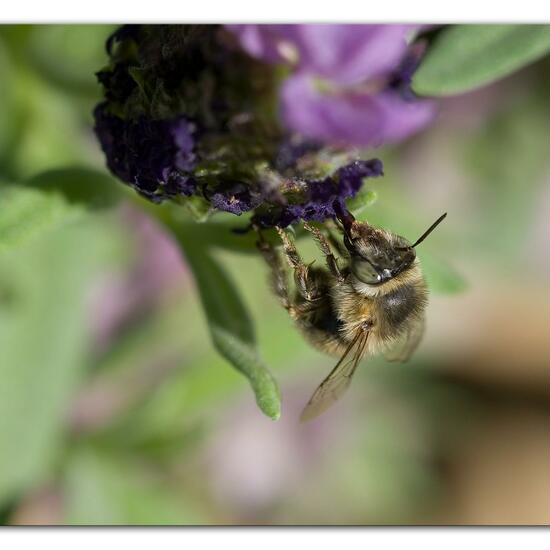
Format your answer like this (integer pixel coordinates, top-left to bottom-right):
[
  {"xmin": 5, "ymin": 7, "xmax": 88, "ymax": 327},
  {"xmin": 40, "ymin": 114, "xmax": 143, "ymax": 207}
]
[
  {"xmin": 227, "ymin": 24, "xmax": 419, "ymax": 85},
  {"xmin": 225, "ymin": 25, "xmax": 290, "ymax": 64},
  {"xmin": 280, "ymin": 73, "xmax": 436, "ymax": 147},
  {"xmin": 281, "ymin": 24, "xmax": 416, "ymax": 85}
]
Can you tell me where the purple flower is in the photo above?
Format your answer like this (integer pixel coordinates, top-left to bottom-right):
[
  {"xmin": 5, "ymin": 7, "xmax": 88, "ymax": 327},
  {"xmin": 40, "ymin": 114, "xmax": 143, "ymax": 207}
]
[
  {"xmin": 252, "ymin": 158, "xmax": 383, "ymax": 228},
  {"xmin": 208, "ymin": 182, "xmax": 265, "ymax": 216},
  {"xmin": 93, "ymin": 25, "xmax": 387, "ymax": 229},
  {"xmin": 226, "ymin": 25, "xmax": 435, "ymax": 148},
  {"xmin": 93, "ymin": 103, "xmax": 197, "ymax": 203}
]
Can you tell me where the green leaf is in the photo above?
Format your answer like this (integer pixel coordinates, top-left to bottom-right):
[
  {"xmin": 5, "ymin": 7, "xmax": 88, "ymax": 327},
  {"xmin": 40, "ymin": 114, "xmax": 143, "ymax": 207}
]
[
  {"xmin": 180, "ymin": 195, "xmax": 212, "ymax": 222},
  {"xmin": 0, "ymin": 216, "xmax": 121, "ymax": 506},
  {"xmin": 0, "ymin": 185, "xmax": 82, "ymax": 254},
  {"xmin": 346, "ymin": 189, "xmax": 378, "ymax": 217},
  {"xmin": 6, "ymin": 70, "xmax": 96, "ymax": 179},
  {"xmin": 64, "ymin": 446, "xmax": 206, "ymax": 525},
  {"xmin": 186, "ymin": 220, "xmax": 281, "ymax": 254},
  {"xmin": 177, "ymin": 235, "xmax": 281, "ymax": 420},
  {"xmin": 413, "ymin": 25, "xmax": 550, "ymax": 96},
  {"xmin": 418, "ymin": 252, "xmax": 467, "ymax": 295},
  {"xmin": 0, "ymin": 36, "xmax": 21, "ymax": 164},
  {"xmin": 27, "ymin": 25, "xmax": 116, "ymax": 97},
  {"xmin": 24, "ymin": 167, "xmax": 125, "ymax": 210}
]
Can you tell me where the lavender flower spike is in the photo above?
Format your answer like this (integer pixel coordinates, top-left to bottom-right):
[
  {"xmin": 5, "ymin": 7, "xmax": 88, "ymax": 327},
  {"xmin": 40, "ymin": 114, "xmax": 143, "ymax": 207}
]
[
  {"xmin": 94, "ymin": 26, "xmax": 386, "ymax": 228},
  {"xmin": 94, "ymin": 103, "xmax": 197, "ymax": 203}
]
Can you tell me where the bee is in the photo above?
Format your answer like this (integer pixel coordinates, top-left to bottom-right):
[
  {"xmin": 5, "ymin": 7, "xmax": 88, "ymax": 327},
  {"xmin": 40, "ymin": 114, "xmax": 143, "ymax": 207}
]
[{"xmin": 257, "ymin": 205, "xmax": 447, "ymax": 422}]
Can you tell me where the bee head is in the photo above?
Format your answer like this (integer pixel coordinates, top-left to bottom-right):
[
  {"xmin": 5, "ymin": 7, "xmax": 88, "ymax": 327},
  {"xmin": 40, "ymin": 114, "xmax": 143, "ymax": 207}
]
[
  {"xmin": 346, "ymin": 226, "xmax": 417, "ymax": 285},
  {"xmin": 335, "ymin": 204, "xmax": 447, "ymax": 286}
]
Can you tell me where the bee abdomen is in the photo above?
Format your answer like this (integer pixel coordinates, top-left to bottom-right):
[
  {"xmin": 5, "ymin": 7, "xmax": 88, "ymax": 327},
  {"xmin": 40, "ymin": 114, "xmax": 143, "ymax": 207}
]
[{"xmin": 377, "ymin": 283, "xmax": 426, "ymax": 336}]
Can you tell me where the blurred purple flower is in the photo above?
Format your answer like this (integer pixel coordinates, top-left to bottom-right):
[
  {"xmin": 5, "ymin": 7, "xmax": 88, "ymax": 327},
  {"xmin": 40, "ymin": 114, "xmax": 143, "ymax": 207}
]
[
  {"xmin": 93, "ymin": 102, "xmax": 197, "ymax": 203},
  {"xmin": 226, "ymin": 24, "xmax": 436, "ymax": 148},
  {"xmin": 88, "ymin": 205, "xmax": 189, "ymax": 353}
]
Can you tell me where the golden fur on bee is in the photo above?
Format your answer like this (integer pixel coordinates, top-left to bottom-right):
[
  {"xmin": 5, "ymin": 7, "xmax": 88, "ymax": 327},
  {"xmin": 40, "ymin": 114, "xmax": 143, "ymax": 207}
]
[
  {"xmin": 257, "ymin": 208, "xmax": 445, "ymax": 421},
  {"xmin": 293, "ymin": 258, "xmax": 427, "ymax": 359}
]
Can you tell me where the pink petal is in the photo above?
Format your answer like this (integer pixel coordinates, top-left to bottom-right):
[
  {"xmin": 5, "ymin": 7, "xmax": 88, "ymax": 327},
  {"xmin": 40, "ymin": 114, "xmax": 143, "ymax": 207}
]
[
  {"xmin": 279, "ymin": 24, "xmax": 416, "ymax": 85},
  {"xmin": 280, "ymin": 73, "xmax": 436, "ymax": 148},
  {"xmin": 226, "ymin": 24, "xmax": 421, "ymax": 85},
  {"xmin": 225, "ymin": 24, "xmax": 289, "ymax": 64}
]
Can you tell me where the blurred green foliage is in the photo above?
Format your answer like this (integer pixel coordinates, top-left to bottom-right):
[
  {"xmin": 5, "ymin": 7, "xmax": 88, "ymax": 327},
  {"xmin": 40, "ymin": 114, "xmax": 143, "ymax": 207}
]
[
  {"xmin": 414, "ymin": 25, "xmax": 550, "ymax": 96},
  {"xmin": 0, "ymin": 24, "xmax": 549, "ymax": 525},
  {"xmin": 0, "ymin": 212, "xmax": 126, "ymax": 507},
  {"xmin": 176, "ymin": 233, "xmax": 281, "ymax": 420},
  {"xmin": 64, "ymin": 446, "xmax": 205, "ymax": 525}
]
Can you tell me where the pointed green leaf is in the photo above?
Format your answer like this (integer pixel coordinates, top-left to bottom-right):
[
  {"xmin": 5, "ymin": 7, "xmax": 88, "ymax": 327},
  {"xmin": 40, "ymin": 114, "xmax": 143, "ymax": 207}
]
[
  {"xmin": 176, "ymin": 236, "xmax": 281, "ymax": 420},
  {"xmin": 413, "ymin": 25, "xmax": 550, "ymax": 96},
  {"xmin": 347, "ymin": 189, "xmax": 378, "ymax": 217}
]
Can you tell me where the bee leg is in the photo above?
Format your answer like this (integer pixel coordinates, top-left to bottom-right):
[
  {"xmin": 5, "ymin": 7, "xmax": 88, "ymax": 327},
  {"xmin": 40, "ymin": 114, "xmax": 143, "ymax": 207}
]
[
  {"xmin": 303, "ymin": 222, "xmax": 345, "ymax": 283},
  {"xmin": 256, "ymin": 234, "xmax": 293, "ymax": 313},
  {"xmin": 275, "ymin": 227, "xmax": 321, "ymax": 302}
]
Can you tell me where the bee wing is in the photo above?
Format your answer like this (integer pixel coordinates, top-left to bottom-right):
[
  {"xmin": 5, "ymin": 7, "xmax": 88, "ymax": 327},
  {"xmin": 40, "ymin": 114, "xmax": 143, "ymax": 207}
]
[
  {"xmin": 384, "ymin": 315, "xmax": 425, "ymax": 363},
  {"xmin": 300, "ymin": 330, "xmax": 369, "ymax": 422}
]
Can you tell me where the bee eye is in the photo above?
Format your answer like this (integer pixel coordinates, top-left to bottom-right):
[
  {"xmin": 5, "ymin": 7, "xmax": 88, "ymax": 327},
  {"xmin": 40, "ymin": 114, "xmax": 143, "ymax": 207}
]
[{"xmin": 352, "ymin": 259, "xmax": 381, "ymax": 285}]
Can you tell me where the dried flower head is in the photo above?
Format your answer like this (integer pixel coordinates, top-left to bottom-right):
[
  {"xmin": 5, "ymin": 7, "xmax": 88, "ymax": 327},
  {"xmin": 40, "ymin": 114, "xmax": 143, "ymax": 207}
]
[
  {"xmin": 94, "ymin": 103, "xmax": 197, "ymax": 202},
  {"xmin": 93, "ymin": 25, "xmax": 394, "ymax": 227}
]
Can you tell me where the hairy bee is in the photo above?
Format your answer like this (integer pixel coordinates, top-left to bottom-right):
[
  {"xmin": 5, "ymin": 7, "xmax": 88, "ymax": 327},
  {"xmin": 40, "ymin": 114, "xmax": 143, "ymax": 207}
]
[{"xmin": 257, "ymin": 206, "xmax": 447, "ymax": 422}]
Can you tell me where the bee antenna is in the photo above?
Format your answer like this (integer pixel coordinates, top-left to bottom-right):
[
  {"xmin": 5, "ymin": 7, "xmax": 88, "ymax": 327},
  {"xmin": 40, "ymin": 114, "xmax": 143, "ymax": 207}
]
[{"xmin": 408, "ymin": 212, "xmax": 447, "ymax": 249}]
